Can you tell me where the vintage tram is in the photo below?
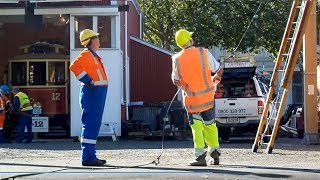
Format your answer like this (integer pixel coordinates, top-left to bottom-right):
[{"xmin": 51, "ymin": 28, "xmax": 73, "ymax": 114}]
[{"xmin": 8, "ymin": 42, "xmax": 70, "ymax": 136}]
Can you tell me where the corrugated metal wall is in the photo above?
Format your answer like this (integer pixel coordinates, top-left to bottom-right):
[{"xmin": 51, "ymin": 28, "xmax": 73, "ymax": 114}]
[
  {"xmin": 130, "ymin": 105, "xmax": 163, "ymax": 131},
  {"xmin": 130, "ymin": 38, "xmax": 177, "ymax": 104}
]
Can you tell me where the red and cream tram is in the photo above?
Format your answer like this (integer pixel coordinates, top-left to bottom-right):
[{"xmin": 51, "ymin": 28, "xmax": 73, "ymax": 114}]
[{"xmin": 8, "ymin": 42, "xmax": 70, "ymax": 136}]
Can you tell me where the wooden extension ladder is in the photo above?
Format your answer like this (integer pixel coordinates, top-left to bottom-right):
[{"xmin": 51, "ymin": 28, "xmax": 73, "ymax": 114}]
[{"xmin": 252, "ymin": 0, "xmax": 315, "ymax": 154}]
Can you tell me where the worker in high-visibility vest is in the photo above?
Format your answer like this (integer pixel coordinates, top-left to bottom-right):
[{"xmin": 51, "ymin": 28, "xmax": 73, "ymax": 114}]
[
  {"xmin": 171, "ymin": 29, "xmax": 223, "ymax": 166},
  {"xmin": 70, "ymin": 29, "xmax": 108, "ymax": 166},
  {"xmin": 11, "ymin": 87, "xmax": 33, "ymax": 143},
  {"xmin": 0, "ymin": 85, "xmax": 11, "ymax": 144}
]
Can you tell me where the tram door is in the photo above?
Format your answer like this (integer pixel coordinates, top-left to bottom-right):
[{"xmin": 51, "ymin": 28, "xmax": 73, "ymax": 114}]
[{"xmin": 69, "ymin": 14, "xmax": 122, "ymax": 137}]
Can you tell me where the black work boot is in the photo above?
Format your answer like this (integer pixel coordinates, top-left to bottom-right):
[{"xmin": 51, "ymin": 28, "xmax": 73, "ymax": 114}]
[
  {"xmin": 188, "ymin": 152, "xmax": 207, "ymax": 166},
  {"xmin": 82, "ymin": 159, "xmax": 104, "ymax": 166},
  {"xmin": 96, "ymin": 158, "xmax": 107, "ymax": 164},
  {"xmin": 209, "ymin": 150, "xmax": 221, "ymax": 165}
]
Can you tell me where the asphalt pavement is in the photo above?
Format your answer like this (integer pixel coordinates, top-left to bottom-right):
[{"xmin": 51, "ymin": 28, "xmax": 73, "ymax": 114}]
[{"xmin": 0, "ymin": 137, "xmax": 319, "ymax": 180}]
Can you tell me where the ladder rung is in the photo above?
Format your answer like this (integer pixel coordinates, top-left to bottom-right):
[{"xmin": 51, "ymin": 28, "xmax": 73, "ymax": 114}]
[
  {"xmin": 296, "ymin": 6, "xmax": 302, "ymax": 9},
  {"xmin": 287, "ymin": 37, "xmax": 293, "ymax": 40},
  {"xmin": 282, "ymin": 54, "xmax": 289, "ymax": 56},
  {"xmin": 292, "ymin": 21, "xmax": 298, "ymax": 24},
  {"xmin": 263, "ymin": 135, "xmax": 272, "ymax": 137}
]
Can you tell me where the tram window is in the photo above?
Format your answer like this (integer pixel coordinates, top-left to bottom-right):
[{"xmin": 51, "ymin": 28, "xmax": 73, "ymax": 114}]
[
  {"xmin": 11, "ymin": 62, "xmax": 27, "ymax": 86},
  {"xmin": 29, "ymin": 62, "xmax": 46, "ymax": 85},
  {"xmin": 48, "ymin": 62, "xmax": 65, "ymax": 85}
]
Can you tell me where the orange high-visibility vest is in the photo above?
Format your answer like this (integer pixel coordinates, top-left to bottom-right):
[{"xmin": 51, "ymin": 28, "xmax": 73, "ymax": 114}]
[
  {"xmin": 70, "ymin": 49, "xmax": 108, "ymax": 86},
  {"xmin": 173, "ymin": 47, "xmax": 215, "ymax": 113},
  {"xmin": 0, "ymin": 93, "xmax": 9, "ymax": 129}
]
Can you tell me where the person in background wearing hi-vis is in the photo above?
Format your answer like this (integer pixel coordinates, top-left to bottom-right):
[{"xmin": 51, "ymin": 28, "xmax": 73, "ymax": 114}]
[
  {"xmin": 11, "ymin": 87, "xmax": 33, "ymax": 143},
  {"xmin": 171, "ymin": 29, "xmax": 223, "ymax": 166},
  {"xmin": 70, "ymin": 29, "xmax": 108, "ymax": 166},
  {"xmin": 0, "ymin": 85, "xmax": 12, "ymax": 144}
]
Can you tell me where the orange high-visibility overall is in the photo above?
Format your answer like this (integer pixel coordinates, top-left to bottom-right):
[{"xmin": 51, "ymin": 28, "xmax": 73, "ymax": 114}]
[{"xmin": 0, "ymin": 92, "xmax": 10, "ymax": 143}]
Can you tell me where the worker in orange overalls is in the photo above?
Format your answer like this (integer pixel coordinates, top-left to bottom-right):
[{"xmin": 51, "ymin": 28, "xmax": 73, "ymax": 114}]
[
  {"xmin": 70, "ymin": 29, "xmax": 108, "ymax": 166},
  {"xmin": 0, "ymin": 85, "xmax": 11, "ymax": 144},
  {"xmin": 171, "ymin": 29, "xmax": 223, "ymax": 166}
]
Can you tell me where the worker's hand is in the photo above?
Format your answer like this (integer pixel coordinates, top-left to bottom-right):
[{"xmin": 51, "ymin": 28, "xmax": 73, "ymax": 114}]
[
  {"xmin": 172, "ymin": 79, "xmax": 187, "ymax": 88},
  {"xmin": 212, "ymin": 74, "xmax": 221, "ymax": 86},
  {"xmin": 216, "ymin": 67, "xmax": 223, "ymax": 77}
]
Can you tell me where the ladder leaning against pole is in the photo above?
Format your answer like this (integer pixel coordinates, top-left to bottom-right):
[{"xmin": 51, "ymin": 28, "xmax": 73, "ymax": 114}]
[{"xmin": 252, "ymin": 0, "xmax": 315, "ymax": 154}]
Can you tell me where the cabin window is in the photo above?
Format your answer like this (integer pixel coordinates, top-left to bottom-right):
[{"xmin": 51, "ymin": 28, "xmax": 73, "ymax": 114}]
[
  {"xmin": 73, "ymin": 15, "xmax": 117, "ymax": 49},
  {"xmin": 29, "ymin": 62, "xmax": 46, "ymax": 85},
  {"xmin": 11, "ymin": 62, "xmax": 27, "ymax": 86},
  {"xmin": 48, "ymin": 62, "xmax": 65, "ymax": 85},
  {"xmin": 98, "ymin": 16, "xmax": 116, "ymax": 48},
  {"xmin": 74, "ymin": 16, "xmax": 93, "ymax": 48}
]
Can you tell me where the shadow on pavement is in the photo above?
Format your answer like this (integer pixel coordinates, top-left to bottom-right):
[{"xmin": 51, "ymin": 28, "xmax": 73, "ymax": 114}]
[
  {"xmin": 0, "ymin": 163, "xmax": 296, "ymax": 179},
  {"xmin": 2, "ymin": 161, "xmax": 320, "ymax": 179}
]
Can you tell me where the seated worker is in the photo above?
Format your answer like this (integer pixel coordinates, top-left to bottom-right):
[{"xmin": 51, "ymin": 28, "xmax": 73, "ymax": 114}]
[
  {"xmin": 243, "ymin": 90, "xmax": 252, "ymax": 97},
  {"xmin": 243, "ymin": 89, "xmax": 258, "ymax": 97},
  {"xmin": 215, "ymin": 84, "xmax": 224, "ymax": 98}
]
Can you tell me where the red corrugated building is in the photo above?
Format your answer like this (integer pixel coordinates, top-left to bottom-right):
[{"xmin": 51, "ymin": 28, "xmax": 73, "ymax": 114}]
[{"xmin": 129, "ymin": 36, "xmax": 177, "ymax": 104}]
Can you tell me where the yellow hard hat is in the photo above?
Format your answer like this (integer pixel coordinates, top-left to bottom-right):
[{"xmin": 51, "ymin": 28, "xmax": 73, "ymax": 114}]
[
  {"xmin": 175, "ymin": 29, "xmax": 193, "ymax": 48},
  {"xmin": 79, "ymin": 29, "xmax": 99, "ymax": 46}
]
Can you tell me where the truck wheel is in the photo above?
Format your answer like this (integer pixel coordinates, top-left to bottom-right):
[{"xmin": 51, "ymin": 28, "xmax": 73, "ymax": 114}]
[
  {"xmin": 218, "ymin": 128, "xmax": 230, "ymax": 142},
  {"xmin": 221, "ymin": 134, "xmax": 230, "ymax": 142}
]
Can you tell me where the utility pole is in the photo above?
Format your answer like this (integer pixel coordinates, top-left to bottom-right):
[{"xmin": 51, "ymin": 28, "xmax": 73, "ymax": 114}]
[{"xmin": 302, "ymin": 0, "xmax": 319, "ymax": 144}]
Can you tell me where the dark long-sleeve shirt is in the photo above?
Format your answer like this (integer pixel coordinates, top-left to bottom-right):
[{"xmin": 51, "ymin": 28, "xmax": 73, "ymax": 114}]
[{"xmin": 13, "ymin": 96, "xmax": 20, "ymax": 112}]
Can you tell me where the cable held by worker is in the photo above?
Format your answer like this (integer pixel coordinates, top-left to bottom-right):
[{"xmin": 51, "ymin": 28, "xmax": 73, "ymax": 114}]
[
  {"xmin": 70, "ymin": 29, "xmax": 108, "ymax": 167},
  {"xmin": 171, "ymin": 29, "xmax": 223, "ymax": 166}
]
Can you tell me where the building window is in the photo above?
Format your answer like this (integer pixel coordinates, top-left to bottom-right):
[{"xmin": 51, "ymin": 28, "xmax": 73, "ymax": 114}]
[
  {"xmin": 48, "ymin": 62, "xmax": 65, "ymax": 85},
  {"xmin": 74, "ymin": 16, "xmax": 93, "ymax": 48},
  {"xmin": 73, "ymin": 15, "xmax": 117, "ymax": 49},
  {"xmin": 29, "ymin": 62, "xmax": 46, "ymax": 85},
  {"xmin": 98, "ymin": 16, "xmax": 116, "ymax": 48},
  {"xmin": 11, "ymin": 62, "xmax": 27, "ymax": 86}
]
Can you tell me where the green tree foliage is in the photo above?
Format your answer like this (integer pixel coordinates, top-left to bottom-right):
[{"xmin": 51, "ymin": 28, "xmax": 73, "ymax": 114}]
[{"xmin": 138, "ymin": 0, "xmax": 297, "ymax": 54}]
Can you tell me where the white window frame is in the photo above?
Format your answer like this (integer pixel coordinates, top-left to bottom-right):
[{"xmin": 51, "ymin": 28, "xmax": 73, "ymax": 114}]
[{"xmin": 70, "ymin": 14, "xmax": 120, "ymax": 50}]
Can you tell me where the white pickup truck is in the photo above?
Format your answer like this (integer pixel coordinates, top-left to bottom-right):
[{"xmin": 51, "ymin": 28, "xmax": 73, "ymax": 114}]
[{"xmin": 214, "ymin": 56, "xmax": 270, "ymax": 141}]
